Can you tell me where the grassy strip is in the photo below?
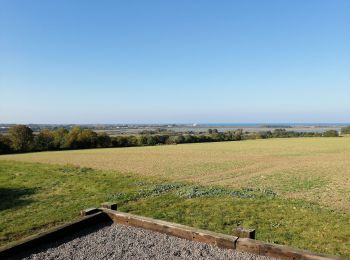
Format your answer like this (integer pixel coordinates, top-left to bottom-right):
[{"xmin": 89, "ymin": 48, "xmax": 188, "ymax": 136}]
[{"xmin": 0, "ymin": 160, "xmax": 349, "ymax": 257}]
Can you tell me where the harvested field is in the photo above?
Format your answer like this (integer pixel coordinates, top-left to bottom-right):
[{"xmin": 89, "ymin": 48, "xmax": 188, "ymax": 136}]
[
  {"xmin": 16, "ymin": 223, "xmax": 271, "ymax": 260},
  {"xmin": 1, "ymin": 137, "xmax": 350, "ymax": 257},
  {"xmin": 1, "ymin": 137, "xmax": 350, "ymax": 212},
  {"xmin": 1, "ymin": 161, "xmax": 349, "ymax": 257}
]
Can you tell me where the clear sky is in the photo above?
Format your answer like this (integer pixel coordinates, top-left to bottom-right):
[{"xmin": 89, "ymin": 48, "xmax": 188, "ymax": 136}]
[{"xmin": 1, "ymin": 0, "xmax": 349, "ymax": 124}]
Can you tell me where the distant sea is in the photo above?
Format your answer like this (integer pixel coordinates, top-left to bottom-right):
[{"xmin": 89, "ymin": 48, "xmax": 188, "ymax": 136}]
[
  {"xmin": 199, "ymin": 123, "xmax": 349, "ymax": 127},
  {"xmin": 171, "ymin": 123, "xmax": 349, "ymax": 133}
]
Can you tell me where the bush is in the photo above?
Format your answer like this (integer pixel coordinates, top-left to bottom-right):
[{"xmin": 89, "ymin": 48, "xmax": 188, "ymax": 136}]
[
  {"xmin": 323, "ymin": 130, "xmax": 339, "ymax": 137},
  {"xmin": 341, "ymin": 126, "xmax": 350, "ymax": 135}
]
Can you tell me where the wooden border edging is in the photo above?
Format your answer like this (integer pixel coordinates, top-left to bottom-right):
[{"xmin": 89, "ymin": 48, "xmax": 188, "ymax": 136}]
[
  {"xmin": 0, "ymin": 211, "xmax": 110, "ymax": 259},
  {"xmin": 0, "ymin": 207, "xmax": 347, "ymax": 260},
  {"xmin": 101, "ymin": 208, "xmax": 346, "ymax": 260},
  {"xmin": 236, "ymin": 238, "xmax": 345, "ymax": 260},
  {"xmin": 101, "ymin": 208, "xmax": 238, "ymax": 249}
]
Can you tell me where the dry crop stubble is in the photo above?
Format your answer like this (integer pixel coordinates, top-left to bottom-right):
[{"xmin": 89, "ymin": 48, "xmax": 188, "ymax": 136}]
[{"xmin": 1, "ymin": 137, "xmax": 350, "ymax": 213}]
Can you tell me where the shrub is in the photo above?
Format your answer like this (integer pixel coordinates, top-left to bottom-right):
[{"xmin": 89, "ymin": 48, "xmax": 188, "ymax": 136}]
[
  {"xmin": 341, "ymin": 126, "xmax": 350, "ymax": 135},
  {"xmin": 323, "ymin": 130, "xmax": 339, "ymax": 137}
]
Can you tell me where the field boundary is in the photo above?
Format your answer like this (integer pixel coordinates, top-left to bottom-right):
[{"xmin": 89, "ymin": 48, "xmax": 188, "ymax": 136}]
[{"xmin": 0, "ymin": 207, "xmax": 346, "ymax": 260}]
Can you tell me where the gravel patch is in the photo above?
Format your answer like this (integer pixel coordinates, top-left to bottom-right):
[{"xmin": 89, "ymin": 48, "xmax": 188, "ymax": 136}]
[{"xmin": 14, "ymin": 223, "xmax": 273, "ymax": 260}]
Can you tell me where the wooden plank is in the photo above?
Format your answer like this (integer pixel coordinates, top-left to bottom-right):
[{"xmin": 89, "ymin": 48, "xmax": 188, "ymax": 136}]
[
  {"xmin": 101, "ymin": 208, "xmax": 238, "ymax": 249},
  {"xmin": 234, "ymin": 227, "xmax": 256, "ymax": 239},
  {"xmin": 80, "ymin": 207, "xmax": 101, "ymax": 216},
  {"xmin": 0, "ymin": 212, "xmax": 111, "ymax": 258},
  {"xmin": 102, "ymin": 209, "xmax": 345, "ymax": 260},
  {"xmin": 100, "ymin": 202, "xmax": 118, "ymax": 210},
  {"xmin": 0, "ymin": 207, "xmax": 346, "ymax": 260},
  {"xmin": 236, "ymin": 238, "xmax": 345, "ymax": 260}
]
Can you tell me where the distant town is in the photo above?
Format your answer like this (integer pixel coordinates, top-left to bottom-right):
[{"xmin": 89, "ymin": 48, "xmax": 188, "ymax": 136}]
[{"xmin": 0, "ymin": 123, "xmax": 347, "ymax": 135}]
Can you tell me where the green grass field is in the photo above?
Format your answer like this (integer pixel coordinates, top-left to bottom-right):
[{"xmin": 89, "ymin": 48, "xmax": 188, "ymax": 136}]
[{"xmin": 1, "ymin": 137, "xmax": 350, "ymax": 257}]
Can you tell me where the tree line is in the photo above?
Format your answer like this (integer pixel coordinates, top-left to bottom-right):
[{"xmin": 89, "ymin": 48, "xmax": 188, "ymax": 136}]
[
  {"xmin": 341, "ymin": 126, "xmax": 350, "ymax": 134},
  {"xmin": 0, "ymin": 125, "xmax": 340, "ymax": 154}
]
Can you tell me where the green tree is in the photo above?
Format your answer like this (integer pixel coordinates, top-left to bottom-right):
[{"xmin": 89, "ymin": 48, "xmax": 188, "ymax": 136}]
[
  {"xmin": 273, "ymin": 129, "xmax": 288, "ymax": 138},
  {"xmin": 126, "ymin": 136, "xmax": 138, "ymax": 146},
  {"xmin": 211, "ymin": 132, "xmax": 223, "ymax": 141},
  {"xmin": 64, "ymin": 127, "xmax": 98, "ymax": 149},
  {"xmin": 138, "ymin": 135, "xmax": 148, "ymax": 146},
  {"xmin": 155, "ymin": 134, "xmax": 169, "ymax": 144},
  {"xmin": 0, "ymin": 134, "xmax": 12, "ymax": 154},
  {"xmin": 146, "ymin": 135, "xmax": 158, "ymax": 145},
  {"xmin": 112, "ymin": 135, "xmax": 137, "ymax": 147},
  {"xmin": 233, "ymin": 129, "xmax": 243, "ymax": 140},
  {"xmin": 166, "ymin": 135, "xmax": 178, "ymax": 144},
  {"xmin": 8, "ymin": 125, "xmax": 34, "ymax": 152},
  {"xmin": 79, "ymin": 129, "xmax": 98, "ymax": 148},
  {"xmin": 53, "ymin": 128, "xmax": 69, "ymax": 149},
  {"xmin": 174, "ymin": 135, "xmax": 185, "ymax": 144},
  {"xmin": 323, "ymin": 130, "xmax": 339, "ymax": 137},
  {"xmin": 35, "ymin": 129, "xmax": 55, "ymax": 150},
  {"xmin": 183, "ymin": 134, "xmax": 194, "ymax": 143},
  {"xmin": 341, "ymin": 126, "xmax": 350, "ymax": 135},
  {"xmin": 97, "ymin": 133, "xmax": 111, "ymax": 148}
]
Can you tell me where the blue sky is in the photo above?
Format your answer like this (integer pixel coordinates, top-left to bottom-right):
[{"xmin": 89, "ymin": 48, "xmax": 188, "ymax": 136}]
[{"xmin": 1, "ymin": 0, "xmax": 349, "ymax": 124}]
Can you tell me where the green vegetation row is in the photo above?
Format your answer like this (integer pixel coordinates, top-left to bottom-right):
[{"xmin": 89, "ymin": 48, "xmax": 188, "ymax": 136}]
[
  {"xmin": 0, "ymin": 125, "xmax": 342, "ymax": 154},
  {"xmin": 0, "ymin": 161, "xmax": 349, "ymax": 257},
  {"xmin": 341, "ymin": 126, "xmax": 350, "ymax": 134}
]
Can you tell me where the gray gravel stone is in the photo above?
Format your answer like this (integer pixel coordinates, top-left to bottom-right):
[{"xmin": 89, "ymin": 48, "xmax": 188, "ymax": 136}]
[{"xmin": 17, "ymin": 223, "xmax": 273, "ymax": 260}]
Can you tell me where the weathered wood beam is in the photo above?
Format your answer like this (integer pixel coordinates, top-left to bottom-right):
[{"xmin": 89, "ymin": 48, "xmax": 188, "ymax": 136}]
[
  {"xmin": 235, "ymin": 237, "xmax": 344, "ymax": 260},
  {"xmin": 100, "ymin": 202, "xmax": 118, "ymax": 210},
  {"xmin": 101, "ymin": 208, "xmax": 345, "ymax": 260},
  {"xmin": 0, "ymin": 212, "xmax": 111, "ymax": 258},
  {"xmin": 80, "ymin": 207, "xmax": 101, "ymax": 216},
  {"xmin": 234, "ymin": 227, "xmax": 256, "ymax": 239},
  {"xmin": 1, "ymin": 207, "xmax": 346, "ymax": 260},
  {"xmin": 100, "ymin": 208, "xmax": 238, "ymax": 249}
]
